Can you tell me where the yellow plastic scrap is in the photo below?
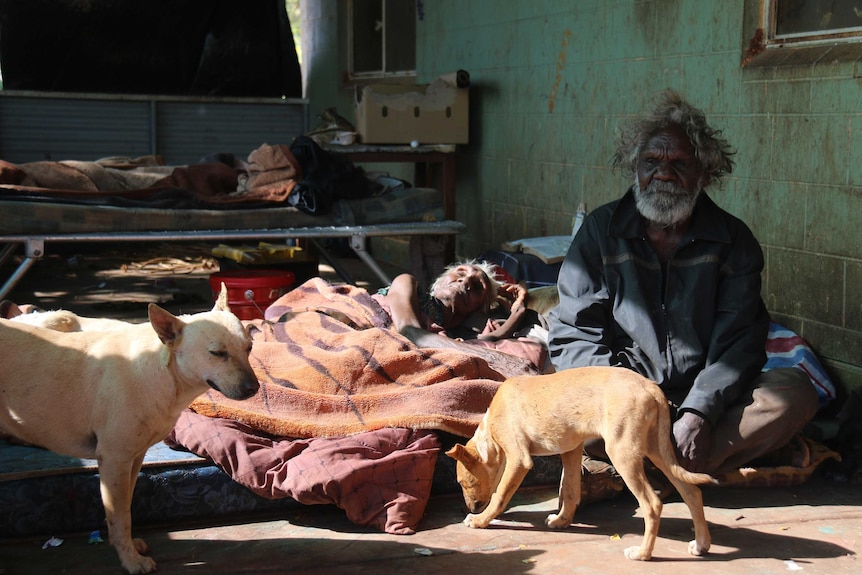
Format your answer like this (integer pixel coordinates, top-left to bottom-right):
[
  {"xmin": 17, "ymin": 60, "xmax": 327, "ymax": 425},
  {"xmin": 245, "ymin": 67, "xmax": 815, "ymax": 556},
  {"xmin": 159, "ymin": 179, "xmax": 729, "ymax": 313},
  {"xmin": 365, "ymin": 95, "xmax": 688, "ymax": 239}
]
[
  {"xmin": 257, "ymin": 242, "xmax": 302, "ymax": 257},
  {"xmin": 211, "ymin": 245, "xmax": 262, "ymax": 264}
]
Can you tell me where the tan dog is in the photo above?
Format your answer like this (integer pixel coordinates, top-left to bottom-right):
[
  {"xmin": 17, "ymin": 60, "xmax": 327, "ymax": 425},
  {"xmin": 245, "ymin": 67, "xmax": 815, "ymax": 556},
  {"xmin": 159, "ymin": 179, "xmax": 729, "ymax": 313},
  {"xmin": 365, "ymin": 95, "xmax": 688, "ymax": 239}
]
[
  {"xmin": 446, "ymin": 366, "xmax": 715, "ymax": 561},
  {"xmin": 0, "ymin": 287, "xmax": 259, "ymax": 574}
]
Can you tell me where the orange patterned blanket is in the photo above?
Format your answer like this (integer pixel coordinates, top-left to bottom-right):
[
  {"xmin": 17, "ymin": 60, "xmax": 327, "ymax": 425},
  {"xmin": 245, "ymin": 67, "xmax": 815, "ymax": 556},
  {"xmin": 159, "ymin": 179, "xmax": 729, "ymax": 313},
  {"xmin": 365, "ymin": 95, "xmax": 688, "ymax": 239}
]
[{"xmin": 188, "ymin": 278, "xmax": 508, "ymax": 439}]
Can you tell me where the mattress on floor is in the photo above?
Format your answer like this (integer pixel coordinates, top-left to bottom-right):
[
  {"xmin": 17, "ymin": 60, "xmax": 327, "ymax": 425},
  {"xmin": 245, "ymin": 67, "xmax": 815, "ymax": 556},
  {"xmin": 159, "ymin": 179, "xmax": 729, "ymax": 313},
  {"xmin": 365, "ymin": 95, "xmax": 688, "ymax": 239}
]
[
  {"xmin": 0, "ymin": 439, "xmax": 300, "ymax": 537},
  {"xmin": 0, "ymin": 437, "xmax": 563, "ymax": 538}
]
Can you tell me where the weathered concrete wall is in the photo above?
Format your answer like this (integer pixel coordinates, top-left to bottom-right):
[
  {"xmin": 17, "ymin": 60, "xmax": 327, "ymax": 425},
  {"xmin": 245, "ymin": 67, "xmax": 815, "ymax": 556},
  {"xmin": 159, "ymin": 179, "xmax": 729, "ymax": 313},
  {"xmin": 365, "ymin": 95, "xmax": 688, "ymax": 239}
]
[{"xmin": 304, "ymin": 1, "xmax": 862, "ymax": 396}]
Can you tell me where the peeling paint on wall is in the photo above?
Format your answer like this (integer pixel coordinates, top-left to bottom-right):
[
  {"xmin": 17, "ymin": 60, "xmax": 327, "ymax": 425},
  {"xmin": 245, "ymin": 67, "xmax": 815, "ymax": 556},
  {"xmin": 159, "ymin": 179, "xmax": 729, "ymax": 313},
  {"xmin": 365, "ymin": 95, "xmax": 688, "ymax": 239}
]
[
  {"xmin": 548, "ymin": 28, "xmax": 573, "ymax": 114},
  {"xmin": 742, "ymin": 27, "xmax": 765, "ymax": 67}
]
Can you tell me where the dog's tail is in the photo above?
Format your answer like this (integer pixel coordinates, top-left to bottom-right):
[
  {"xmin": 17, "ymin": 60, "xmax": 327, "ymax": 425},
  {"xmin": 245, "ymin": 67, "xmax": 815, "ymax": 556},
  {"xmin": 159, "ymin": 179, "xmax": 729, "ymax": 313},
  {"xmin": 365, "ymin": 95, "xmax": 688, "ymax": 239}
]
[{"xmin": 665, "ymin": 458, "xmax": 717, "ymax": 486}]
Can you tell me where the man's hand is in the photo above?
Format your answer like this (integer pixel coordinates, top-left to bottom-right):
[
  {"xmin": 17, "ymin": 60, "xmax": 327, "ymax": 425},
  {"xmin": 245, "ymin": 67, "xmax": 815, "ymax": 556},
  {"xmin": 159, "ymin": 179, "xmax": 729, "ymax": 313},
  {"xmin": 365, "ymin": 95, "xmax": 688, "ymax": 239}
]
[
  {"xmin": 498, "ymin": 283, "xmax": 527, "ymax": 313},
  {"xmin": 477, "ymin": 283, "xmax": 528, "ymax": 341},
  {"xmin": 672, "ymin": 411, "xmax": 711, "ymax": 472}
]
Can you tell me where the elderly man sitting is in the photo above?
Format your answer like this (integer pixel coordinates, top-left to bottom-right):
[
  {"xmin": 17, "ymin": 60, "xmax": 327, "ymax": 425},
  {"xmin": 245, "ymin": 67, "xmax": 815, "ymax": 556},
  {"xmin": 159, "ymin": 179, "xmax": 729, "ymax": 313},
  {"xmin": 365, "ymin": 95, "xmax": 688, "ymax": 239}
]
[{"xmin": 548, "ymin": 89, "xmax": 819, "ymax": 496}]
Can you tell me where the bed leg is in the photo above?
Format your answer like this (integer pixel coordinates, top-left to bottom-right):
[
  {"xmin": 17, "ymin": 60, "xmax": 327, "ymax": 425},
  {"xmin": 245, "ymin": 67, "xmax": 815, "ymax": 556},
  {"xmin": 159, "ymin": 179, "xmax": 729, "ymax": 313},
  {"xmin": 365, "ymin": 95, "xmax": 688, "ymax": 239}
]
[
  {"xmin": 0, "ymin": 240, "xmax": 44, "ymax": 300},
  {"xmin": 311, "ymin": 239, "xmax": 356, "ymax": 285},
  {"xmin": 349, "ymin": 234, "xmax": 392, "ymax": 286}
]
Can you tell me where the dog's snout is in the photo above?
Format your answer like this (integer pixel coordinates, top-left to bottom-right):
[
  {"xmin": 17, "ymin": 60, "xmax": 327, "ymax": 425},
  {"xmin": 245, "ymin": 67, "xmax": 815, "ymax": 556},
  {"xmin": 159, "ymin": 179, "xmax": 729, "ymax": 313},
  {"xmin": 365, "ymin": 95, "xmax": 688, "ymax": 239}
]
[
  {"xmin": 207, "ymin": 374, "xmax": 259, "ymax": 400},
  {"xmin": 241, "ymin": 377, "xmax": 260, "ymax": 398},
  {"xmin": 231, "ymin": 374, "xmax": 260, "ymax": 400},
  {"xmin": 468, "ymin": 501, "xmax": 486, "ymax": 513}
]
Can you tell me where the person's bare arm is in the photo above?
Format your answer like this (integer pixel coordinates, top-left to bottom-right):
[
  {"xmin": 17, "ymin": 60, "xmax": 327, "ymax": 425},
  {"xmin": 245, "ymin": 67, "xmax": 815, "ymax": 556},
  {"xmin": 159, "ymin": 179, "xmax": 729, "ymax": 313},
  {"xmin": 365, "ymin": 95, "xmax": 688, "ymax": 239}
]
[
  {"xmin": 477, "ymin": 283, "xmax": 528, "ymax": 341},
  {"xmin": 399, "ymin": 325, "xmax": 538, "ymax": 378},
  {"xmin": 385, "ymin": 273, "xmax": 424, "ymax": 331}
]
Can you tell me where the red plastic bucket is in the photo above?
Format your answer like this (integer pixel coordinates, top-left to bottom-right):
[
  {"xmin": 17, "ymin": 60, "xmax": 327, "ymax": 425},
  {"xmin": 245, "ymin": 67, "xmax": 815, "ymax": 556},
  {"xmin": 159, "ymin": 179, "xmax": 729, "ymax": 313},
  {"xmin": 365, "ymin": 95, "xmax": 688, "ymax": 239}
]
[{"xmin": 208, "ymin": 270, "xmax": 295, "ymax": 320}]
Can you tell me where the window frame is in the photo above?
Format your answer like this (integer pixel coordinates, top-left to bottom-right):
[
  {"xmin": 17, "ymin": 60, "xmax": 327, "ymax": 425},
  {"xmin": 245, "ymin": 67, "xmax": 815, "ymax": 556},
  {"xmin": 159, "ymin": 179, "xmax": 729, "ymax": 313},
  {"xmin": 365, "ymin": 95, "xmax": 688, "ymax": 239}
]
[
  {"xmin": 743, "ymin": 0, "xmax": 862, "ymax": 68},
  {"xmin": 346, "ymin": 0, "xmax": 416, "ymax": 84},
  {"xmin": 766, "ymin": 0, "xmax": 862, "ymax": 47}
]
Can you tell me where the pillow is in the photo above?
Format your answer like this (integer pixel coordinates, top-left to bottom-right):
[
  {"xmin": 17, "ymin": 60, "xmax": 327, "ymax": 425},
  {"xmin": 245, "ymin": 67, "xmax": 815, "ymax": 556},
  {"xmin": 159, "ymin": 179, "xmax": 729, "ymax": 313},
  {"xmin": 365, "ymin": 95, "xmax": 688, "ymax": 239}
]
[{"xmin": 764, "ymin": 321, "xmax": 836, "ymax": 409}]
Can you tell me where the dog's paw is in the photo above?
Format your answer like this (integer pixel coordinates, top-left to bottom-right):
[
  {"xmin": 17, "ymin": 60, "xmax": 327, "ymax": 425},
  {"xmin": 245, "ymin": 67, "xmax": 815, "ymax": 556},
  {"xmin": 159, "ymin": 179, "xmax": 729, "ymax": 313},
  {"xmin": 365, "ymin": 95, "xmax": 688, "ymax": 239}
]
[
  {"xmin": 132, "ymin": 537, "xmax": 149, "ymax": 554},
  {"xmin": 121, "ymin": 554, "xmax": 157, "ymax": 574},
  {"xmin": 623, "ymin": 546, "xmax": 652, "ymax": 561},
  {"xmin": 688, "ymin": 539, "xmax": 710, "ymax": 556},
  {"xmin": 544, "ymin": 512, "xmax": 572, "ymax": 529},
  {"xmin": 463, "ymin": 513, "xmax": 488, "ymax": 529},
  {"xmin": 118, "ymin": 539, "xmax": 154, "ymax": 574}
]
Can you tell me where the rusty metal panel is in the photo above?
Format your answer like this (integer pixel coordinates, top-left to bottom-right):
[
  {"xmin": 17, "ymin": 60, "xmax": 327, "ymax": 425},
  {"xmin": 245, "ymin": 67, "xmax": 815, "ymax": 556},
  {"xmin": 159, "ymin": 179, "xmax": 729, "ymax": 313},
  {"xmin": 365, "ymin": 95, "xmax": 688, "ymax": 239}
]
[
  {"xmin": 0, "ymin": 94, "xmax": 152, "ymax": 162},
  {"xmin": 156, "ymin": 100, "xmax": 308, "ymax": 164},
  {"xmin": 0, "ymin": 92, "xmax": 308, "ymax": 164}
]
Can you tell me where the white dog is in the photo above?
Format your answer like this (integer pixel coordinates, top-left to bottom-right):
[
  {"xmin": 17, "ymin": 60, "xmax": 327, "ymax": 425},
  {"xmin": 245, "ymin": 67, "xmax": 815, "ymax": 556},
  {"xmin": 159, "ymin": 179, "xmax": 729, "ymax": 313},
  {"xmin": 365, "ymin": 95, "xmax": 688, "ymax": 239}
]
[{"xmin": 0, "ymin": 287, "xmax": 259, "ymax": 573}]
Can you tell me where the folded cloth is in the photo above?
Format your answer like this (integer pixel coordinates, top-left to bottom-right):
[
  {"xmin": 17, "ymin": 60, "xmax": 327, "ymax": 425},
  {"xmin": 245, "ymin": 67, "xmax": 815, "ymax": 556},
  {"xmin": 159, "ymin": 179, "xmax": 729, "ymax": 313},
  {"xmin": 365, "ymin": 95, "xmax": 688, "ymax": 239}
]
[{"xmin": 238, "ymin": 143, "xmax": 301, "ymax": 201}]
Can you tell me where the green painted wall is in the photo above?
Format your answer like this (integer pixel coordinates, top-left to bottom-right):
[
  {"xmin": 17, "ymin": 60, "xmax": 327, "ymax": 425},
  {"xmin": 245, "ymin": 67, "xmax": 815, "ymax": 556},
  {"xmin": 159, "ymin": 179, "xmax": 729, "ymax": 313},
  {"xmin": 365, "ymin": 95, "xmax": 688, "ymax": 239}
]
[{"xmin": 304, "ymin": 1, "xmax": 862, "ymax": 397}]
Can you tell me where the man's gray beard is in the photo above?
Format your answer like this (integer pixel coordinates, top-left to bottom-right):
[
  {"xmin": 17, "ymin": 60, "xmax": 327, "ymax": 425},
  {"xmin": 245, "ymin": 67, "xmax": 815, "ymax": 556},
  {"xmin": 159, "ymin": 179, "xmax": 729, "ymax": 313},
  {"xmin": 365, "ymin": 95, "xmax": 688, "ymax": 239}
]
[{"xmin": 633, "ymin": 176, "xmax": 700, "ymax": 227}]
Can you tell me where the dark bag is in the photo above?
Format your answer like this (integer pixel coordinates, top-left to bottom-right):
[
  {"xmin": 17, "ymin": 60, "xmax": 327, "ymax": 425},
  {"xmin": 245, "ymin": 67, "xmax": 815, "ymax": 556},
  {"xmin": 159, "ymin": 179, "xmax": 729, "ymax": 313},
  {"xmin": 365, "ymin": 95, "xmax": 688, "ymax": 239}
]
[{"xmin": 288, "ymin": 136, "xmax": 375, "ymax": 214}]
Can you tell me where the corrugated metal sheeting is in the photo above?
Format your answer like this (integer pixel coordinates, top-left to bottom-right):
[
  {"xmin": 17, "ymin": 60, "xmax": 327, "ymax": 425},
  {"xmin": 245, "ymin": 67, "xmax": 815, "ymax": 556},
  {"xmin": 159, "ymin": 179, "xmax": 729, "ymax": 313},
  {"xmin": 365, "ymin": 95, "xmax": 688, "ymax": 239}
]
[{"xmin": 0, "ymin": 92, "xmax": 308, "ymax": 164}]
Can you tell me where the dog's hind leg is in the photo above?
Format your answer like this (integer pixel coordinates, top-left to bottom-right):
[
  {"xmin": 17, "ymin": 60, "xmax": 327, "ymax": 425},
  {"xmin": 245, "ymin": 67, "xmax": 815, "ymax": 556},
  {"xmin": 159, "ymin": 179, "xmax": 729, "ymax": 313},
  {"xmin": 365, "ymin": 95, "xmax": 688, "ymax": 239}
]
[
  {"xmin": 465, "ymin": 455, "xmax": 532, "ymax": 529},
  {"xmin": 650, "ymin": 456, "xmax": 711, "ymax": 556},
  {"xmin": 670, "ymin": 479, "xmax": 711, "ymax": 556},
  {"xmin": 99, "ymin": 456, "xmax": 156, "ymax": 574},
  {"xmin": 546, "ymin": 446, "xmax": 582, "ymax": 528},
  {"xmin": 607, "ymin": 449, "xmax": 662, "ymax": 561}
]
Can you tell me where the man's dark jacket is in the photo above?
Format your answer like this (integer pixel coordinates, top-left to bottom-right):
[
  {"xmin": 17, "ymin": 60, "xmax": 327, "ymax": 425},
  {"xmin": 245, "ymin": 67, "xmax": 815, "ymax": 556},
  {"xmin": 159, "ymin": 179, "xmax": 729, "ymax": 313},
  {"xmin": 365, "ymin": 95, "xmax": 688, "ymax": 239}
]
[{"xmin": 548, "ymin": 188, "xmax": 769, "ymax": 425}]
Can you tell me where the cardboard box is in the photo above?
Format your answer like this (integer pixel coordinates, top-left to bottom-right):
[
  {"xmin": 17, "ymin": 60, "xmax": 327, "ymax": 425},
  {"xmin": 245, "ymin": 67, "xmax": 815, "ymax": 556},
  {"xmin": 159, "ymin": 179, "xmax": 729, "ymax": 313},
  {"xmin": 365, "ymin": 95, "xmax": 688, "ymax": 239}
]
[{"xmin": 354, "ymin": 72, "xmax": 469, "ymax": 144}]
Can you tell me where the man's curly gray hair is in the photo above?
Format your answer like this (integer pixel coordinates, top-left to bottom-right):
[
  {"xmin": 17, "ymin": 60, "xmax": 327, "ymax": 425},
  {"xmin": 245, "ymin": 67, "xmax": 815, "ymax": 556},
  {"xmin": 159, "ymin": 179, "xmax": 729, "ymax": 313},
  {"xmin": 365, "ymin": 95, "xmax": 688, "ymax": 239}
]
[
  {"xmin": 611, "ymin": 89, "xmax": 735, "ymax": 186},
  {"xmin": 429, "ymin": 259, "xmax": 502, "ymax": 314}
]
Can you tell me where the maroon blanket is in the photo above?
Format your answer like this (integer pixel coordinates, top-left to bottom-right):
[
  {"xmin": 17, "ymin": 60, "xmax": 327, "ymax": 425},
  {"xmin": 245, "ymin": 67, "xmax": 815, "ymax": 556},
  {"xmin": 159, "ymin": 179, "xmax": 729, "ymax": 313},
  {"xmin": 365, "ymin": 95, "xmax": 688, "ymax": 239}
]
[{"xmin": 167, "ymin": 413, "xmax": 440, "ymax": 534}]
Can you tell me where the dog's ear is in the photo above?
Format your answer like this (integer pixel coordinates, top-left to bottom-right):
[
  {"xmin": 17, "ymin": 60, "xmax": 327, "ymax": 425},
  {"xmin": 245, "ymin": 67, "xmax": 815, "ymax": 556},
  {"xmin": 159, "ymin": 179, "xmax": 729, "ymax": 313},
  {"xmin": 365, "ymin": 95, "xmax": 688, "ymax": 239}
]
[
  {"xmin": 148, "ymin": 303, "xmax": 184, "ymax": 345},
  {"xmin": 445, "ymin": 444, "xmax": 475, "ymax": 465},
  {"xmin": 213, "ymin": 283, "xmax": 231, "ymax": 312}
]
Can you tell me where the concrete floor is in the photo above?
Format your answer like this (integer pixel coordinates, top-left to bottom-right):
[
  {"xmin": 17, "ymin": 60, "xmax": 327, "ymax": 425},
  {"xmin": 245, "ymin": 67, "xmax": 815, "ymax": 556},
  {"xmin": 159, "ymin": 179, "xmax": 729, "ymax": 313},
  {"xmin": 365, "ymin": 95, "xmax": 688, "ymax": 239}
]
[
  {"xmin": 1, "ymin": 243, "xmax": 860, "ymax": 574},
  {"xmin": 0, "ymin": 479, "xmax": 860, "ymax": 575}
]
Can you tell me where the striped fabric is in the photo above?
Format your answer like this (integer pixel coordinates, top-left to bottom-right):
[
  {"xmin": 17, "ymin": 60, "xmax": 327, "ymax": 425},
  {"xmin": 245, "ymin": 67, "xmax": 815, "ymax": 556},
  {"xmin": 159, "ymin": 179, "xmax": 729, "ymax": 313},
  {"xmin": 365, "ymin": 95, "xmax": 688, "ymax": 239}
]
[{"xmin": 764, "ymin": 322, "xmax": 836, "ymax": 408}]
